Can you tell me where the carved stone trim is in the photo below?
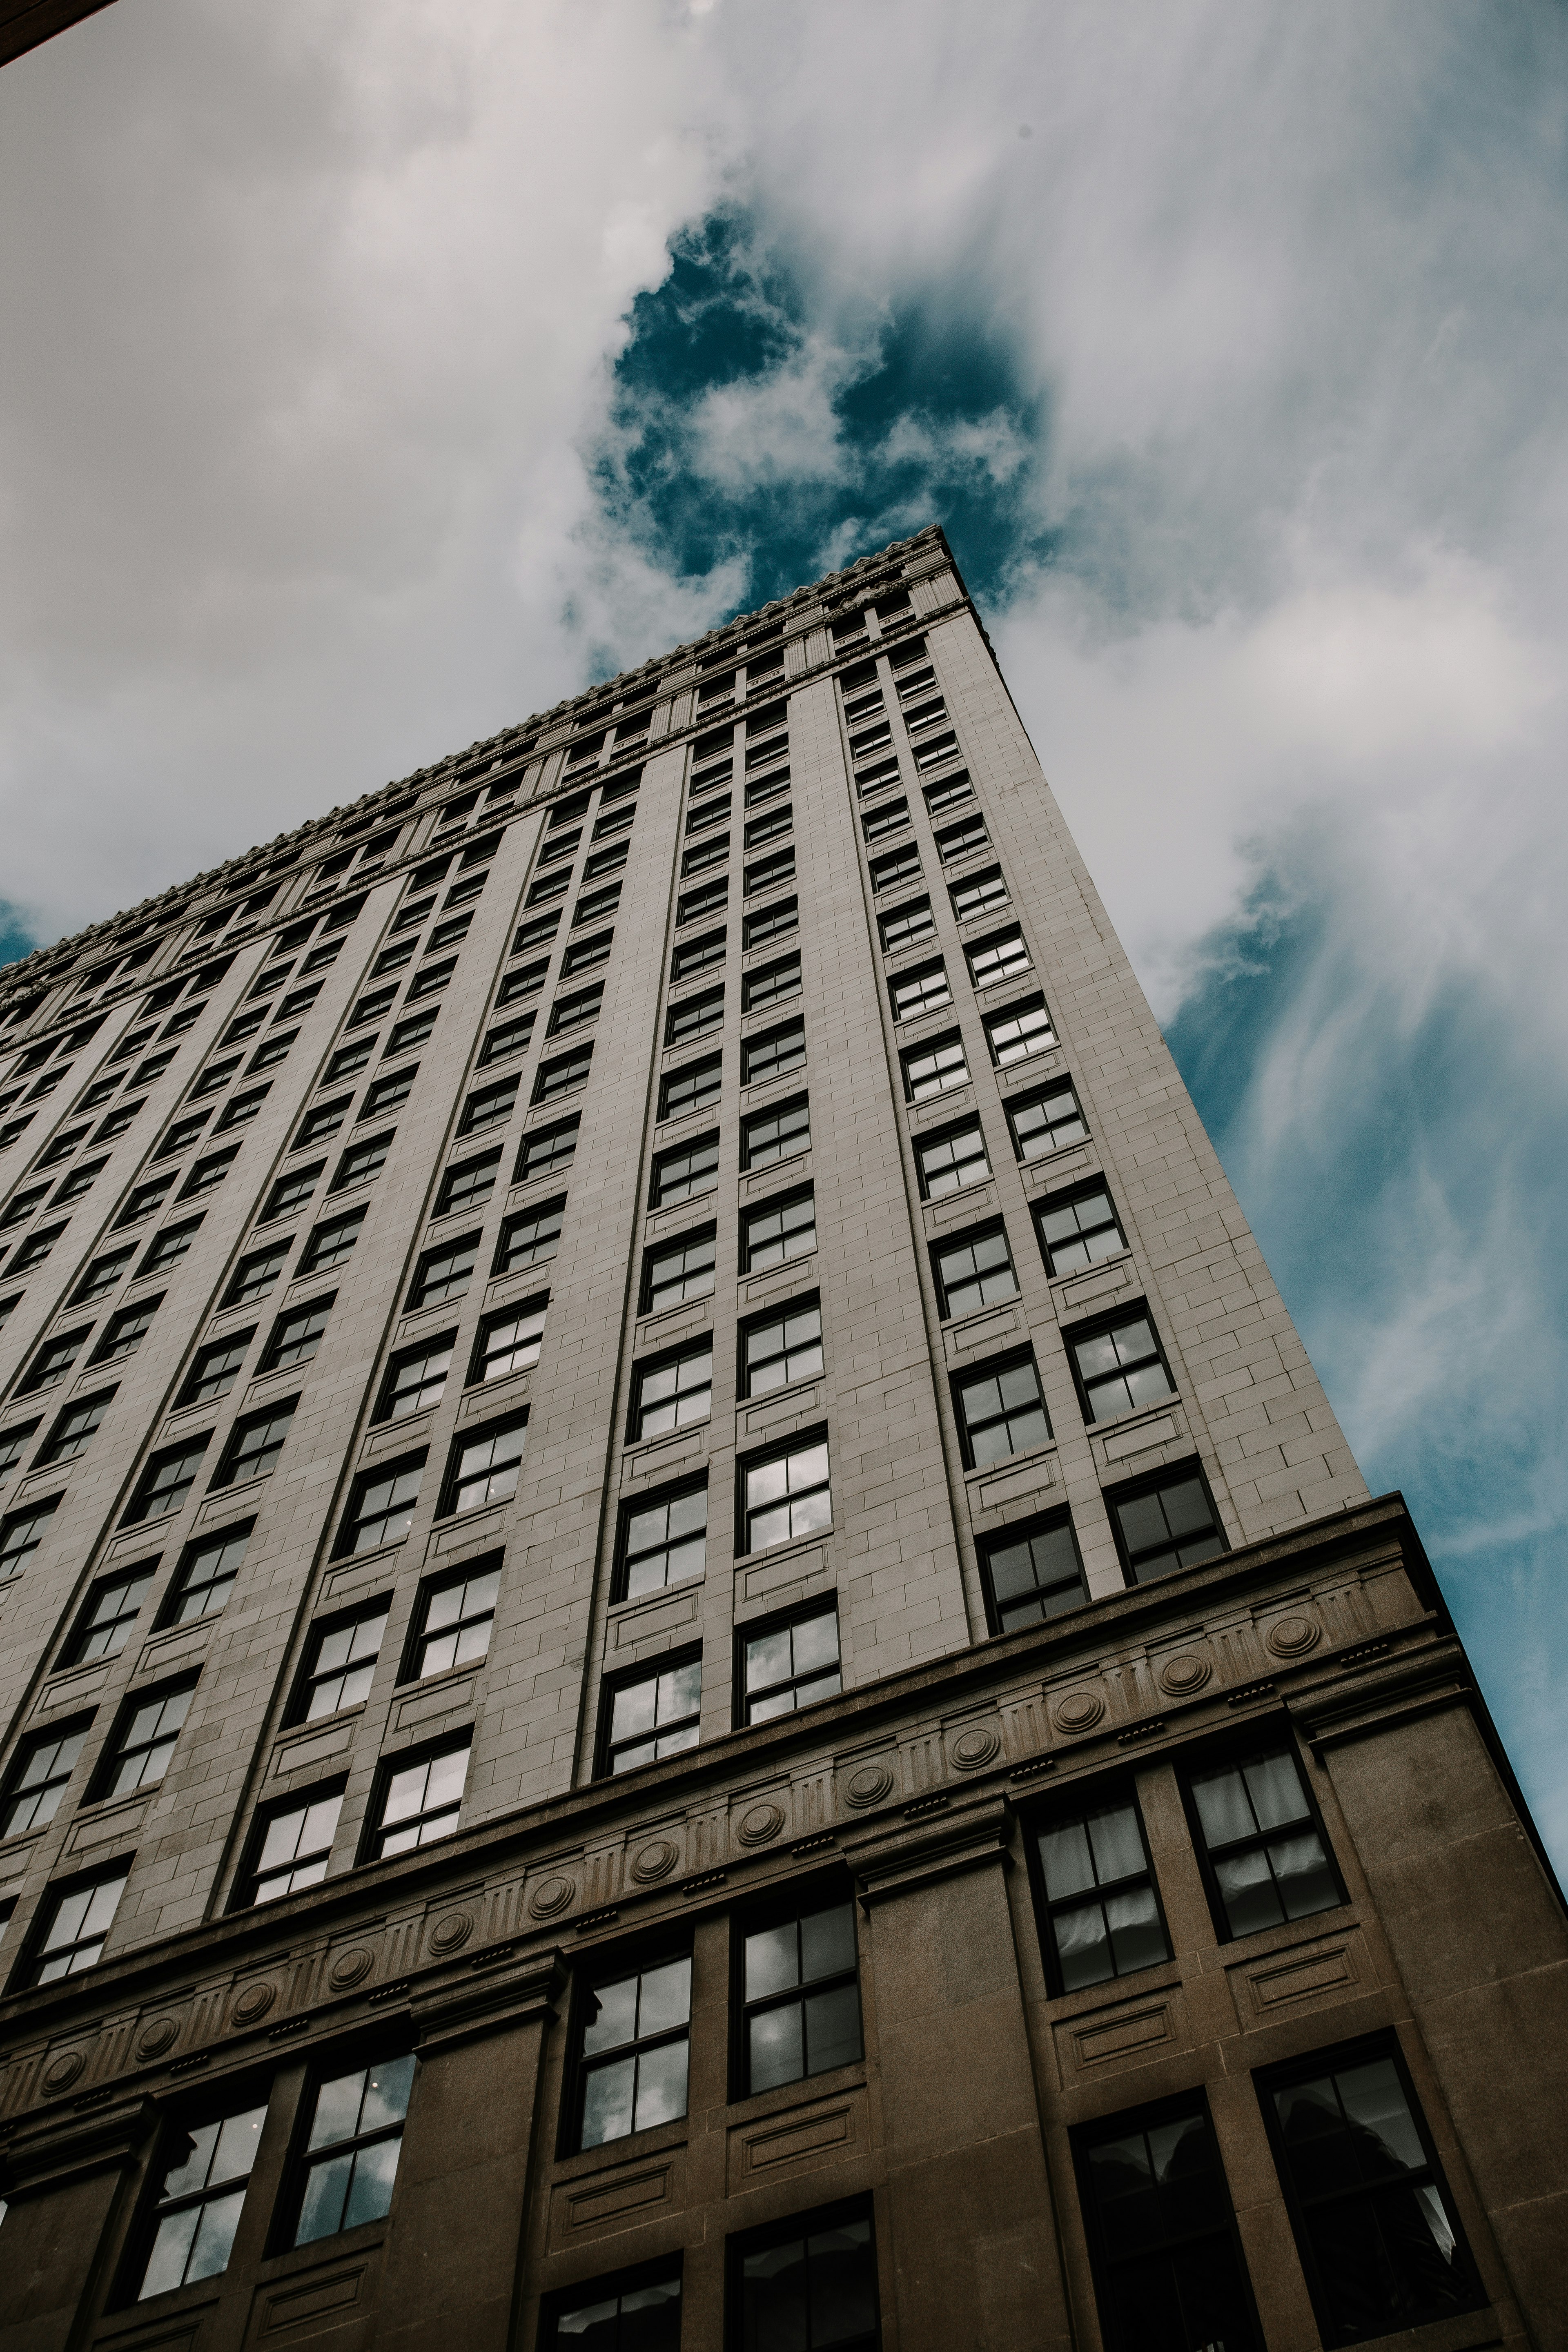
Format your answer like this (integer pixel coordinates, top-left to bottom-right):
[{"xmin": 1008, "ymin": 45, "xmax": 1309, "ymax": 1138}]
[
  {"xmin": 411, "ymin": 1952, "xmax": 566, "ymax": 2058},
  {"xmin": 0, "ymin": 2091, "xmax": 158, "ymax": 2201},
  {"xmin": 843, "ymin": 1792, "xmax": 1009, "ymax": 1909}
]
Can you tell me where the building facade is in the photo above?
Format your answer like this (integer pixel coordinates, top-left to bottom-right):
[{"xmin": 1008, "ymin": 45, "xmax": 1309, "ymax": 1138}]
[{"xmin": 0, "ymin": 526, "xmax": 1562, "ymax": 2351}]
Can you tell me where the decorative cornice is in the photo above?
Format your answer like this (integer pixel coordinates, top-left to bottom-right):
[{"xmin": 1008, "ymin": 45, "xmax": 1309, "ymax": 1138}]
[{"xmin": 0, "ymin": 2090, "xmax": 158, "ymax": 2202}]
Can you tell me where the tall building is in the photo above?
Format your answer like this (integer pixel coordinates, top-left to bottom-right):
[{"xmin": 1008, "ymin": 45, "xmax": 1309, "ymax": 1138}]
[{"xmin": 0, "ymin": 526, "xmax": 1562, "ymax": 2352}]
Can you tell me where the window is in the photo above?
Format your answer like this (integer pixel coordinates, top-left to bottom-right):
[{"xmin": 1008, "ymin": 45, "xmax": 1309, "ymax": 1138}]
[
  {"xmin": 38, "ymin": 1120, "xmax": 90, "ymax": 1165},
  {"xmin": 215, "ymin": 1083, "xmax": 269, "ymax": 1133},
  {"xmin": 516, "ymin": 1116, "xmax": 580, "ymax": 1184},
  {"xmin": 339, "ymin": 1454, "xmax": 425, "ymax": 1555},
  {"xmin": 869, "ymin": 844, "xmax": 920, "ymax": 894},
  {"xmin": 687, "ymin": 793, "xmax": 732, "ymax": 837},
  {"xmin": 377, "ymin": 1334, "xmax": 453, "ymax": 1423},
  {"xmin": 954, "ymin": 1354, "xmax": 1050, "ymax": 1468},
  {"xmin": 1075, "ymin": 2097, "xmax": 1258, "ymax": 2352},
  {"xmin": 441, "ymin": 1416, "xmax": 526, "ymax": 1515},
  {"xmin": 599, "ymin": 1656, "xmax": 702, "ymax": 1780},
  {"xmin": 260, "ymin": 1295, "xmax": 333, "ymax": 1374},
  {"xmin": 411, "ymin": 1559, "xmax": 501, "ymax": 1679},
  {"xmin": 584, "ymin": 843, "xmax": 627, "ymax": 883},
  {"xmin": 241, "ymin": 1786, "xmax": 343, "ymax": 1908},
  {"xmin": 437, "ymin": 1149, "xmax": 499, "ymax": 1217},
  {"xmin": 37, "ymin": 1387, "xmax": 116, "ymax": 1466},
  {"xmin": 223, "ymin": 1239, "xmax": 290, "ymax": 1307},
  {"xmin": 742, "ymin": 1298, "xmax": 823, "ymax": 1396},
  {"xmin": 678, "ymin": 877, "xmax": 727, "ymax": 927},
  {"xmin": 71, "ymin": 1243, "xmax": 135, "ymax": 1302},
  {"xmin": 480, "ymin": 1011, "xmax": 536, "ymax": 1065},
  {"xmin": 471, "ymin": 1296, "xmax": 548, "ymax": 1383},
  {"xmin": 936, "ymin": 812, "xmax": 989, "ymax": 862},
  {"xmin": 1037, "ymin": 1184, "xmax": 1125, "ymax": 1274},
  {"xmin": 684, "ymin": 834, "xmax": 729, "ymax": 879},
  {"xmin": 745, "ymin": 804, "xmax": 792, "ymax": 850},
  {"xmin": 0, "ymin": 1418, "xmax": 38, "ymax": 1479},
  {"xmin": 409, "ymin": 1232, "xmax": 485, "ymax": 1319},
  {"xmin": 1, "ymin": 1182, "xmax": 50, "ymax": 1232},
  {"xmin": 741, "ymin": 1893, "xmax": 862, "ymax": 2094},
  {"xmin": 371, "ymin": 1739, "xmax": 469, "ymax": 1859},
  {"xmin": 10, "ymin": 1219, "xmax": 66, "ymax": 1274},
  {"xmin": 1010, "ymin": 1080, "xmax": 1088, "ymax": 1161},
  {"xmin": 741, "ymin": 1186, "xmax": 815, "ymax": 1274},
  {"xmin": 361, "ymin": 1066, "xmax": 417, "ymax": 1120},
  {"xmin": 743, "ymin": 1019, "xmax": 806, "ymax": 1088},
  {"xmin": 742, "ymin": 1437, "xmax": 831, "ymax": 1555},
  {"xmin": 60, "ymin": 1566, "xmax": 154, "ymax": 1665},
  {"xmin": 212, "ymin": 1401, "xmax": 296, "ymax": 1489},
  {"xmin": 1036, "ymin": 1795, "xmax": 1170, "ymax": 1993},
  {"xmin": 1262, "ymin": 2040, "xmax": 1482, "ymax": 2342},
  {"xmin": 632, "ymin": 1341, "xmax": 712, "ymax": 1440},
  {"xmin": 985, "ymin": 994, "xmax": 1056, "ymax": 1066},
  {"xmin": 262, "ymin": 1164, "xmax": 320, "ymax": 1222},
  {"xmin": 1187, "ymin": 1745, "xmax": 1343, "ymax": 1940},
  {"xmin": 91, "ymin": 1294, "xmax": 162, "ymax": 1365},
  {"xmin": 294, "ymin": 1097, "xmax": 349, "ymax": 1152},
  {"xmin": 296, "ymin": 1604, "xmax": 389, "ymax": 1722},
  {"xmin": 428, "ymin": 911, "xmax": 472, "ymax": 951},
  {"xmin": 300, "ymin": 1206, "xmax": 364, "ymax": 1274},
  {"xmin": 459, "ymin": 1076, "xmax": 519, "ymax": 1136},
  {"xmin": 672, "ymin": 929, "xmax": 726, "ymax": 982},
  {"xmin": 878, "ymin": 896, "xmax": 933, "ymax": 953},
  {"xmin": 861, "ymin": 795, "xmax": 908, "ymax": 842},
  {"xmin": 24, "ymin": 1864, "xmax": 129, "ymax": 1984},
  {"xmin": 406, "ymin": 957, "xmax": 455, "ymax": 1002},
  {"xmin": 332, "ymin": 1131, "xmax": 393, "ymax": 1190},
  {"xmin": 665, "ymin": 985, "xmax": 724, "ymax": 1047},
  {"xmin": 643, "ymin": 1228, "xmax": 716, "ymax": 1314},
  {"xmin": 123, "ymin": 1436, "xmax": 209, "ymax": 1524},
  {"xmin": 575, "ymin": 883, "xmax": 621, "ymax": 926},
  {"xmin": 562, "ymin": 928, "xmax": 612, "ymax": 978},
  {"xmin": 17, "ymin": 1325, "xmax": 89, "ymax": 1392},
  {"xmin": 744, "ymin": 896, "xmax": 797, "ymax": 951},
  {"xmin": 742, "ymin": 954, "xmax": 801, "ymax": 1016},
  {"xmin": 1109, "ymin": 1469, "xmax": 1226, "ymax": 1588},
  {"xmin": 660, "ymin": 1054, "xmax": 722, "ymax": 1123},
  {"xmin": 1, "ymin": 1720, "xmax": 90, "ymax": 1838},
  {"xmin": 292, "ymin": 2055, "xmax": 416, "ymax": 2245},
  {"xmin": 742, "ymin": 1094, "xmax": 808, "ymax": 1169},
  {"xmin": 390, "ymin": 893, "xmax": 435, "ymax": 935},
  {"xmin": 134, "ymin": 2100, "xmax": 267, "ymax": 2300},
  {"xmin": 160, "ymin": 1523, "xmax": 250, "ymax": 1626},
  {"xmin": 889, "ymin": 960, "xmax": 950, "ymax": 1023},
  {"xmin": 93, "ymin": 1097, "xmax": 145, "ymax": 1145},
  {"xmin": 387, "ymin": 1007, "xmax": 439, "ymax": 1056},
  {"xmin": 533, "ymin": 1044, "xmax": 592, "ymax": 1103},
  {"xmin": 731, "ymin": 2205, "xmax": 879, "ymax": 2352},
  {"xmin": 982, "ymin": 1515, "xmax": 1087, "ymax": 1634},
  {"xmin": 575, "ymin": 1949, "xmax": 692, "ymax": 2144},
  {"xmin": 741, "ymin": 1603, "xmax": 840, "ymax": 1723},
  {"xmin": 651, "ymin": 1132, "xmax": 718, "ymax": 1207},
  {"xmin": 513, "ymin": 911, "xmax": 561, "ymax": 957},
  {"xmin": 541, "ymin": 2266, "xmax": 681, "ymax": 2352},
  {"xmin": 1069, "ymin": 1310, "xmax": 1174, "ymax": 1422},
  {"xmin": 495, "ymin": 1196, "xmax": 564, "ymax": 1274},
  {"xmin": 94, "ymin": 1679, "xmax": 194, "ymax": 1800},
  {"xmin": 346, "ymin": 986, "xmax": 396, "ymax": 1032},
  {"xmin": 901, "ymin": 1032, "xmax": 967, "ymax": 1102},
  {"xmin": 616, "ymin": 1483, "xmax": 706, "ymax": 1602},
  {"xmin": 933, "ymin": 1225, "xmax": 1018, "ymax": 1318},
  {"xmin": 967, "ymin": 927, "xmax": 1031, "ymax": 989},
  {"xmin": 915, "ymin": 1117, "xmax": 990, "ymax": 1198}
]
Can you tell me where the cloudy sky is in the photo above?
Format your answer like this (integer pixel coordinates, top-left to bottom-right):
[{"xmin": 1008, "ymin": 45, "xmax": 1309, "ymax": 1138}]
[{"xmin": 4, "ymin": 2, "xmax": 1567, "ymax": 1859}]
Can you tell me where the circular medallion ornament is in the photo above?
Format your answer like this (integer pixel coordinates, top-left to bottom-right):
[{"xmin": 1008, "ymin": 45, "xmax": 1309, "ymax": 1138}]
[
  {"xmin": 1265, "ymin": 1614, "xmax": 1321, "ymax": 1659},
  {"xmin": 1158, "ymin": 1652, "xmax": 1212, "ymax": 1697},
  {"xmin": 136, "ymin": 2018, "xmax": 180, "ymax": 2063},
  {"xmin": 428, "ymin": 1911, "xmax": 474, "ymax": 1955},
  {"xmin": 844, "ymin": 1763, "xmax": 894, "ymax": 1808},
  {"xmin": 630, "ymin": 1839, "xmax": 679, "ymax": 1884},
  {"xmin": 328, "ymin": 1946, "xmax": 374, "ymax": 1991},
  {"xmin": 41, "ymin": 2049, "xmax": 85, "ymax": 2096},
  {"xmin": 528, "ymin": 1874, "xmax": 575, "ymax": 1920},
  {"xmin": 1052, "ymin": 1689, "xmax": 1106, "ymax": 1736},
  {"xmin": 230, "ymin": 1980, "xmax": 276, "ymax": 2029},
  {"xmin": 950, "ymin": 1726, "xmax": 1001, "ymax": 1770},
  {"xmin": 737, "ymin": 1802, "xmax": 786, "ymax": 1848}
]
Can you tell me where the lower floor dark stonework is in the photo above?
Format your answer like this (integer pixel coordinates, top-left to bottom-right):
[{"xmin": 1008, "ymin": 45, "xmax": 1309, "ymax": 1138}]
[{"xmin": 1, "ymin": 1495, "xmax": 1565, "ymax": 2351}]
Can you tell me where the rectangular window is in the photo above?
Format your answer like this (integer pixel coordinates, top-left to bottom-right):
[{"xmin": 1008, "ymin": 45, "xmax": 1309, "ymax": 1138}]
[
  {"xmin": 741, "ymin": 1893, "xmax": 862, "ymax": 2095},
  {"xmin": 878, "ymin": 895, "xmax": 933, "ymax": 953},
  {"xmin": 24, "ymin": 1863, "xmax": 130, "ymax": 1984},
  {"xmin": 260, "ymin": 1295, "xmax": 334, "ymax": 1373},
  {"xmin": 0, "ymin": 1417, "xmax": 40, "ymax": 1479},
  {"xmin": 744, "ymin": 895, "xmax": 797, "ymax": 951},
  {"xmin": 1009, "ymin": 1080, "xmax": 1088, "ymax": 1161},
  {"xmin": 338, "ymin": 1454, "xmax": 425, "ymax": 1555},
  {"xmin": 441, "ymin": 1415, "xmax": 526, "ymax": 1515},
  {"xmin": 361, "ymin": 1066, "xmax": 417, "ymax": 1120},
  {"xmin": 214, "ymin": 1083, "xmax": 270, "ymax": 1132},
  {"xmin": 616, "ymin": 1481, "xmax": 706, "ymax": 1603},
  {"xmin": 428, "ymin": 911, "xmax": 472, "ymax": 952},
  {"xmin": 513, "ymin": 1116, "xmax": 578, "ymax": 1185},
  {"xmin": 532, "ymin": 1044, "xmax": 592, "ymax": 1103},
  {"xmin": 262, "ymin": 1164, "xmax": 321, "ymax": 1222},
  {"xmin": 495, "ymin": 1195, "xmax": 564, "ymax": 1274},
  {"xmin": 745, "ymin": 804, "xmax": 792, "ymax": 850},
  {"xmin": 742, "ymin": 1297, "xmax": 823, "ymax": 1396},
  {"xmin": 730, "ymin": 2204, "xmax": 879, "ymax": 2352},
  {"xmin": 889, "ymin": 960, "xmax": 950, "ymax": 1023},
  {"xmin": 901, "ymin": 1032, "xmax": 968, "ymax": 1102},
  {"xmin": 1186, "ymin": 1745, "xmax": 1343, "ymax": 1940},
  {"xmin": 672, "ymin": 928, "xmax": 726, "ymax": 982},
  {"xmin": 1069, "ymin": 1310, "xmax": 1175, "ymax": 1422},
  {"xmin": 1036, "ymin": 1793, "xmax": 1170, "ymax": 1992},
  {"xmin": 861, "ymin": 795, "xmax": 908, "ymax": 842},
  {"xmin": 240, "ymin": 1784, "xmax": 343, "ymax": 1907},
  {"xmin": 743, "ymin": 1018, "xmax": 806, "ymax": 1088},
  {"xmin": 294, "ymin": 1097, "xmax": 349, "ymax": 1151},
  {"xmin": 682, "ymin": 833, "xmax": 728, "ymax": 879},
  {"xmin": 91, "ymin": 1294, "xmax": 163, "ymax": 1365},
  {"xmin": 1261, "ymin": 2040, "xmax": 1482, "ymax": 2341},
  {"xmin": 71, "ymin": 1243, "xmax": 135, "ymax": 1301},
  {"xmin": 547, "ymin": 984, "xmax": 601, "ymax": 1036},
  {"xmin": 377, "ymin": 1334, "xmax": 453, "ymax": 1422},
  {"xmin": 93, "ymin": 1097, "xmax": 145, "ymax": 1145},
  {"xmin": 915, "ymin": 1117, "xmax": 991, "ymax": 1198},
  {"xmin": 741, "ymin": 1185, "xmax": 815, "ymax": 1274},
  {"xmin": 176, "ymin": 1332, "xmax": 252, "ymax": 1409},
  {"xmin": 869, "ymin": 844, "xmax": 920, "ymax": 893},
  {"xmin": 496, "ymin": 962, "xmax": 546, "ymax": 1011},
  {"xmin": 18, "ymin": 1325, "xmax": 90, "ymax": 1392},
  {"xmin": 390, "ymin": 892, "xmax": 435, "ymax": 935},
  {"xmin": 651, "ymin": 1131, "xmax": 718, "ymax": 1207},
  {"xmin": 529, "ymin": 870, "xmax": 569, "ymax": 908},
  {"xmin": 346, "ymin": 986, "xmax": 396, "ymax": 1031},
  {"xmin": 933, "ymin": 1225, "xmax": 1018, "ymax": 1318},
  {"xmin": 633, "ymin": 1341, "xmax": 712, "ymax": 1441},
  {"xmin": 123, "ymin": 1436, "xmax": 210, "ymax": 1525},
  {"xmin": 584, "ymin": 843, "xmax": 627, "ymax": 882},
  {"xmin": 575, "ymin": 1948, "xmax": 692, "ymax": 2144},
  {"xmin": 742, "ymin": 1093, "xmax": 809, "ymax": 1169},
  {"xmin": 459, "ymin": 1075, "xmax": 519, "ymax": 1135},
  {"xmin": 410, "ymin": 1557, "xmax": 501, "ymax": 1679},
  {"xmin": 742, "ymin": 1601, "xmax": 840, "ymax": 1722},
  {"xmin": 575, "ymin": 882, "xmax": 621, "ymax": 927},
  {"xmin": 688, "ymin": 793, "xmax": 732, "ymax": 837},
  {"xmin": 94, "ymin": 1678, "xmax": 194, "ymax": 1800},
  {"xmin": 954, "ymin": 1354, "xmax": 1050, "ymax": 1468},
  {"xmin": 295, "ymin": 1602, "xmax": 389, "ymax": 1722},
  {"xmin": 11, "ymin": 1219, "xmax": 66, "ymax": 1274},
  {"xmin": 1108, "ymin": 1465, "xmax": 1227, "ymax": 1584},
  {"xmin": 599, "ymin": 1656, "xmax": 702, "ymax": 1781},
  {"xmin": 300, "ymin": 1205, "xmax": 365, "ymax": 1274},
  {"xmin": 436, "ymin": 1148, "xmax": 499, "ymax": 1217},
  {"xmin": 513, "ymin": 911, "xmax": 560, "ymax": 957},
  {"xmin": 290, "ymin": 2052, "xmax": 417, "ymax": 2241},
  {"xmin": 160, "ymin": 1523, "xmax": 251, "ymax": 1626},
  {"xmin": 967, "ymin": 927, "xmax": 1031, "ymax": 989},
  {"xmin": 985, "ymin": 994, "xmax": 1056, "ymax": 1066},
  {"xmin": 541, "ymin": 2267, "xmax": 681, "ymax": 2352},
  {"xmin": 211, "ymin": 1399, "xmax": 296, "ymax": 1488},
  {"xmin": 181, "ymin": 1147, "xmax": 239, "ymax": 1203},
  {"xmin": 678, "ymin": 877, "xmax": 727, "ymax": 927},
  {"xmin": 1075, "ymin": 2098, "xmax": 1258, "ymax": 2352},
  {"xmin": 61, "ymin": 1565, "xmax": 154, "ymax": 1665},
  {"xmin": 660, "ymin": 1054, "xmax": 722, "ymax": 1123},
  {"xmin": 936, "ymin": 812, "xmax": 989, "ymax": 862},
  {"xmin": 371, "ymin": 1737, "xmax": 469, "ymax": 1859},
  {"xmin": 665, "ymin": 985, "xmax": 724, "ymax": 1047},
  {"xmin": 643, "ymin": 1227, "xmax": 716, "ymax": 1314},
  {"xmin": 1, "ymin": 1720, "xmax": 91, "ymax": 1838},
  {"xmin": 471, "ymin": 1296, "xmax": 548, "ymax": 1384},
  {"xmin": 134, "ymin": 2099, "xmax": 267, "ymax": 2301},
  {"xmin": 406, "ymin": 957, "xmax": 456, "ymax": 1002},
  {"xmin": 742, "ymin": 1436, "xmax": 831, "ymax": 1555},
  {"xmin": 982, "ymin": 1515, "xmax": 1087, "ymax": 1635},
  {"xmin": 332, "ymin": 1130, "xmax": 394, "ymax": 1191},
  {"xmin": 742, "ymin": 953, "xmax": 800, "ymax": 1015},
  {"xmin": 28, "ymin": 1388, "xmax": 107, "ymax": 1470},
  {"xmin": 223, "ymin": 1238, "xmax": 290, "ymax": 1306},
  {"xmin": 562, "ymin": 928, "xmax": 613, "ymax": 978},
  {"xmin": 1036, "ymin": 1184, "xmax": 1125, "ymax": 1274}
]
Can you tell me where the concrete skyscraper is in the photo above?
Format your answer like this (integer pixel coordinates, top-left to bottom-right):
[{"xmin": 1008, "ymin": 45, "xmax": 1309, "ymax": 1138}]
[{"xmin": 0, "ymin": 527, "xmax": 1562, "ymax": 2351}]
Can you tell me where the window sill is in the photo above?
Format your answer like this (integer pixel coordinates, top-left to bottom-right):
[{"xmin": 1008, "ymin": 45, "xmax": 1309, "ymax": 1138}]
[
  {"xmin": 738, "ymin": 1145, "xmax": 810, "ymax": 1195},
  {"xmin": 551, "ymin": 2114, "xmax": 690, "ymax": 2185},
  {"xmin": 724, "ymin": 2058, "xmax": 869, "ymax": 2124},
  {"xmin": 732, "ymin": 1521, "xmax": 834, "ymax": 1576}
]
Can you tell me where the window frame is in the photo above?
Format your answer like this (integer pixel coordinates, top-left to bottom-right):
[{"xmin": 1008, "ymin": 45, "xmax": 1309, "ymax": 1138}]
[
  {"xmin": 1071, "ymin": 2089, "xmax": 1262, "ymax": 2352},
  {"xmin": 738, "ymin": 1292, "xmax": 824, "ymax": 1400},
  {"xmin": 724, "ymin": 2194, "xmax": 880, "ymax": 2352},
  {"xmin": 951, "ymin": 1349, "xmax": 1052, "ymax": 1471},
  {"xmin": 233, "ymin": 1780, "xmax": 345, "ymax": 1912},
  {"xmin": 538, "ymin": 2256, "xmax": 684, "ymax": 2352},
  {"xmin": 1065, "ymin": 1302, "xmax": 1177, "ymax": 1425},
  {"xmin": 564, "ymin": 1933, "xmax": 696, "ymax": 2156},
  {"xmin": 361, "ymin": 1732, "xmax": 471, "ymax": 1865},
  {"xmin": 741, "ymin": 1091, "xmax": 810, "ymax": 1171},
  {"xmin": 1177, "ymin": 1729, "xmax": 1348, "ymax": 1946},
  {"xmin": 156, "ymin": 1521, "xmax": 253, "ymax": 1629},
  {"xmin": 1025, "ymin": 1780, "xmax": 1174, "ymax": 1998},
  {"xmin": 612, "ymin": 1477, "xmax": 708, "ymax": 1606},
  {"xmin": 735, "ymin": 1596, "xmax": 842, "ymax": 1724},
  {"xmin": 978, "ymin": 1510, "xmax": 1088, "ymax": 1637},
  {"xmin": 13, "ymin": 1858, "xmax": 131, "ymax": 1988},
  {"xmin": 335, "ymin": 1452, "xmax": 427, "ymax": 1558},
  {"xmin": 731, "ymin": 1874, "xmax": 864, "ymax": 2103},
  {"xmin": 930, "ymin": 1222, "xmax": 1018, "ymax": 1321},
  {"xmin": 595, "ymin": 1648, "xmax": 704, "ymax": 1783},
  {"xmin": 273, "ymin": 2045, "xmax": 418, "ymax": 2252},
  {"xmin": 640, "ymin": 1224, "xmax": 717, "ymax": 1316},
  {"xmin": 630, "ymin": 1338, "xmax": 713, "ymax": 1444},
  {"xmin": 400, "ymin": 1552, "xmax": 503, "ymax": 1684},
  {"xmin": 287, "ymin": 1599, "xmax": 392, "ymax": 1727},
  {"xmin": 437, "ymin": 1412, "xmax": 528, "ymax": 1519},
  {"xmin": 1033, "ymin": 1178, "xmax": 1128, "ymax": 1277}
]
